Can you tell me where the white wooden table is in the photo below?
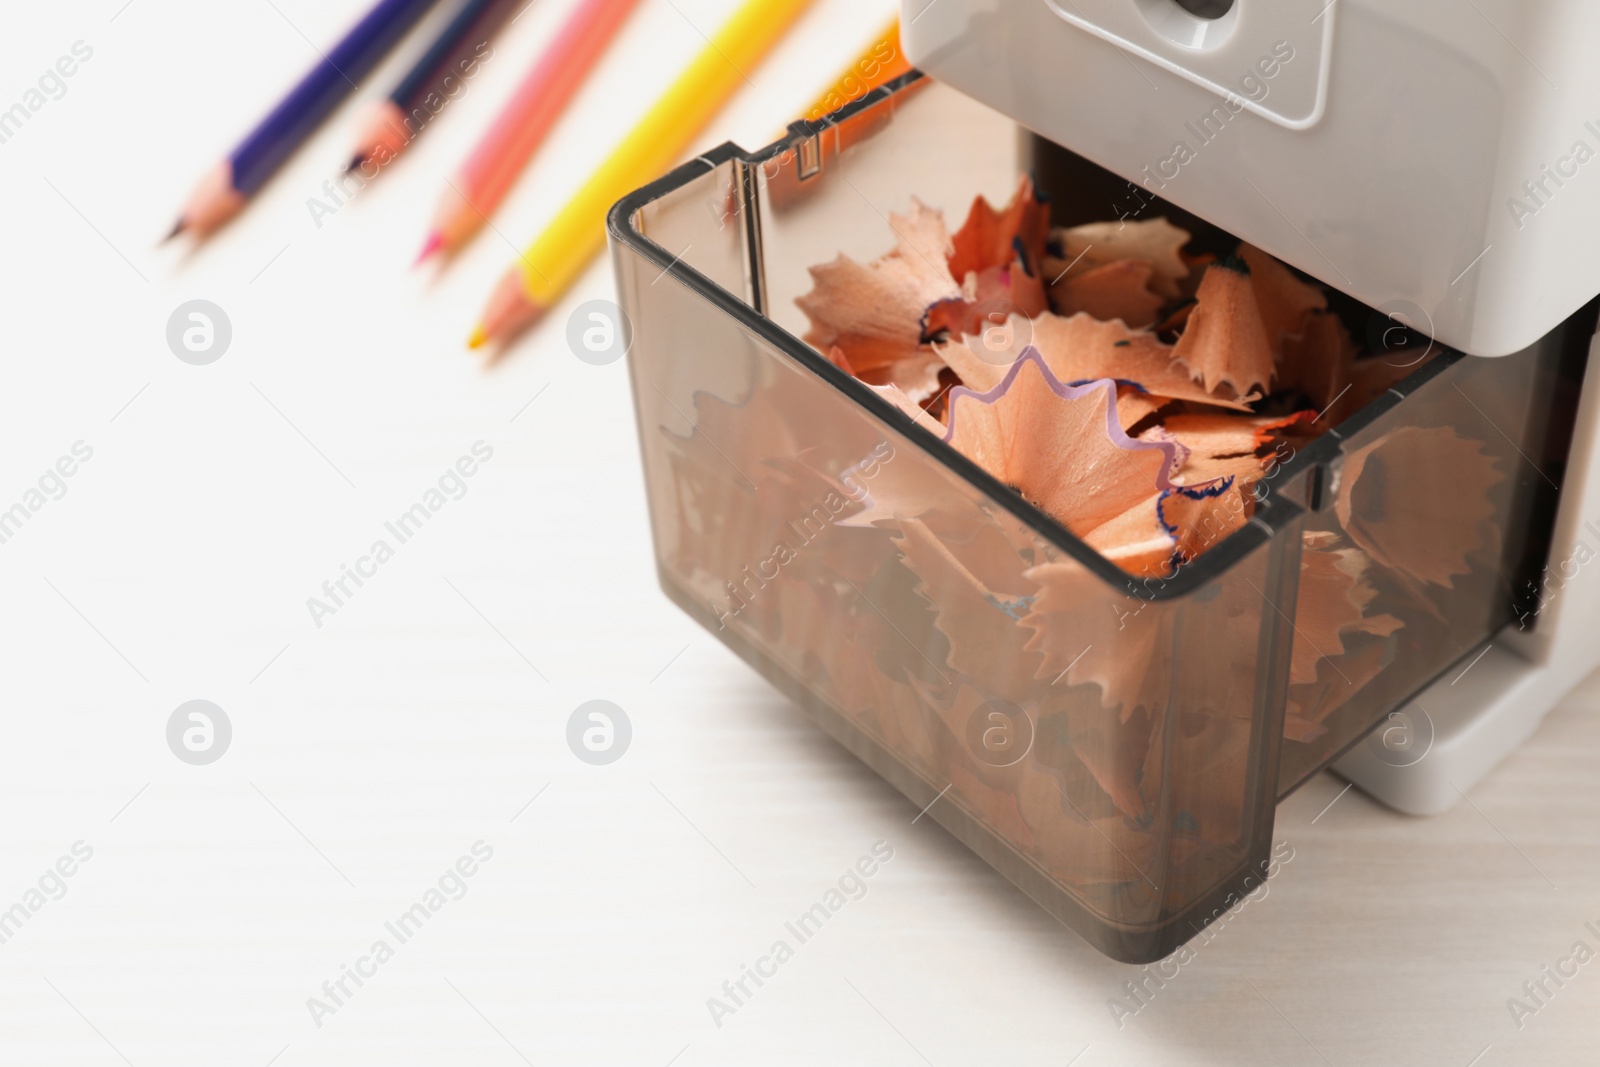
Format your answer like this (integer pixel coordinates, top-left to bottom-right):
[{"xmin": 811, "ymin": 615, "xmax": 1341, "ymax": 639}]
[{"xmin": 2, "ymin": 2, "xmax": 1597, "ymax": 1063}]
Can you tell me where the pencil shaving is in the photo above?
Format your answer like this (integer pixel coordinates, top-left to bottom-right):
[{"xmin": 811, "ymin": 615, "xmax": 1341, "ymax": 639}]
[
  {"xmin": 934, "ymin": 311, "xmax": 1253, "ymax": 410},
  {"xmin": 797, "ymin": 199, "xmax": 959, "ymax": 374},
  {"xmin": 1045, "ymin": 217, "xmax": 1191, "ymax": 301},
  {"xmin": 796, "ymin": 176, "xmax": 1458, "ymax": 583},
  {"xmin": 1170, "ymin": 258, "xmax": 1274, "ymax": 400},
  {"xmin": 1337, "ymin": 426, "xmax": 1504, "ymax": 588},
  {"xmin": 784, "ymin": 175, "xmax": 1515, "ymax": 771},
  {"xmin": 1048, "ymin": 259, "xmax": 1165, "ymax": 328},
  {"xmin": 942, "ymin": 352, "xmax": 1186, "ymax": 546}
]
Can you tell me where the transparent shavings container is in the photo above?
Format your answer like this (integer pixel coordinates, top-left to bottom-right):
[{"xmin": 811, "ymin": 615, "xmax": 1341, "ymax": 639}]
[{"xmin": 607, "ymin": 75, "xmax": 1580, "ymax": 962}]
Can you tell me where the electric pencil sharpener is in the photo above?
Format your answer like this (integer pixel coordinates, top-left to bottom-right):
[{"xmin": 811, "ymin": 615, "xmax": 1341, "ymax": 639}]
[{"xmin": 608, "ymin": 0, "xmax": 1600, "ymax": 961}]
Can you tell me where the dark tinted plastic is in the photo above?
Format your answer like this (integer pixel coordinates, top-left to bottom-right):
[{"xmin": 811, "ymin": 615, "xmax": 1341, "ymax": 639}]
[{"xmin": 608, "ymin": 74, "xmax": 1580, "ymax": 960}]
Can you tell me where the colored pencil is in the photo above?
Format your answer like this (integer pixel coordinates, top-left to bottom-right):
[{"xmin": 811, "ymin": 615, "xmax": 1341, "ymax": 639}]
[
  {"xmin": 168, "ymin": 0, "xmax": 439, "ymax": 240},
  {"xmin": 417, "ymin": 0, "xmax": 640, "ymax": 263},
  {"xmin": 468, "ymin": 0, "xmax": 817, "ymax": 349},
  {"xmin": 799, "ymin": 18, "xmax": 906, "ymax": 124},
  {"xmin": 763, "ymin": 19, "xmax": 915, "ymax": 210},
  {"xmin": 347, "ymin": 0, "xmax": 520, "ymax": 174}
]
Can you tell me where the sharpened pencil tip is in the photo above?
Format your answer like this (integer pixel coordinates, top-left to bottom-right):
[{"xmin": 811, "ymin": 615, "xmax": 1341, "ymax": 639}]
[
  {"xmin": 344, "ymin": 154, "xmax": 367, "ymax": 176},
  {"xmin": 414, "ymin": 232, "xmax": 443, "ymax": 267},
  {"xmin": 161, "ymin": 218, "xmax": 186, "ymax": 244},
  {"xmin": 467, "ymin": 324, "xmax": 489, "ymax": 350}
]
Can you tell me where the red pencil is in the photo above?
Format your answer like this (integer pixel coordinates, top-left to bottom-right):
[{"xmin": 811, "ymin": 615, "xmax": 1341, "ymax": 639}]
[{"xmin": 416, "ymin": 0, "xmax": 640, "ymax": 263}]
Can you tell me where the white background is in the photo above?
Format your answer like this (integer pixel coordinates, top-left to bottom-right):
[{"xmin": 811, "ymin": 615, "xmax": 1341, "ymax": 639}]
[{"xmin": 2, "ymin": 1, "xmax": 1600, "ymax": 1064}]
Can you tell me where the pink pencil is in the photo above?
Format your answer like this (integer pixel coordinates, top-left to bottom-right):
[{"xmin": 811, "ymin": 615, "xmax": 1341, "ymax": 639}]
[{"xmin": 417, "ymin": 0, "xmax": 640, "ymax": 263}]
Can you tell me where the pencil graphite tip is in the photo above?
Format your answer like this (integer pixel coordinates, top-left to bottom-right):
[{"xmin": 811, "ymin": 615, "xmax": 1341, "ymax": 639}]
[
  {"xmin": 172, "ymin": 161, "xmax": 246, "ymax": 241},
  {"xmin": 161, "ymin": 218, "xmax": 186, "ymax": 244},
  {"xmin": 345, "ymin": 153, "xmax": 368, "ymax": 176},
  {"xmin": 467, "ymin": 324, "xmax": 489, "ymax": 350},
  {"xmin": 474, "ymin": 269, "xmax": 544, "ymax": 352},
  {"xmin": 414, "ymin": 232, "xmax": 444, "ymax": 267}
]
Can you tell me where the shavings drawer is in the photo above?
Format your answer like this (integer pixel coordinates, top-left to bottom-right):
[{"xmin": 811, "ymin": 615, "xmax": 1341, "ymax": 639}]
[{"xmin": 608, "ymin": 75, "xmax": 1578, "ymax": 962}]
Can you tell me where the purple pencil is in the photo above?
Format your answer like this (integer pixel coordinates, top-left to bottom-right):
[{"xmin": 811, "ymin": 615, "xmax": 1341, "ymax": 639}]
[{"xmin": 168, "ymin": 0, "xmax": 439, "ymax": 241}]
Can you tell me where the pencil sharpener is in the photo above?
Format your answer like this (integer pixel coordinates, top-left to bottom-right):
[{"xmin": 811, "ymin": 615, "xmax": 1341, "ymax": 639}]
[{"xmin": 608, "ymin": 1, "xmax": 1600, "ymax": 962}]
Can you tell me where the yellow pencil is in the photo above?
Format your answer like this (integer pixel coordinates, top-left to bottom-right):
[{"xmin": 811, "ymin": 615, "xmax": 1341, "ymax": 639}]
[{"xmin": 469, "ymin": 0, "xmax": 818, "ymax": 349}]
